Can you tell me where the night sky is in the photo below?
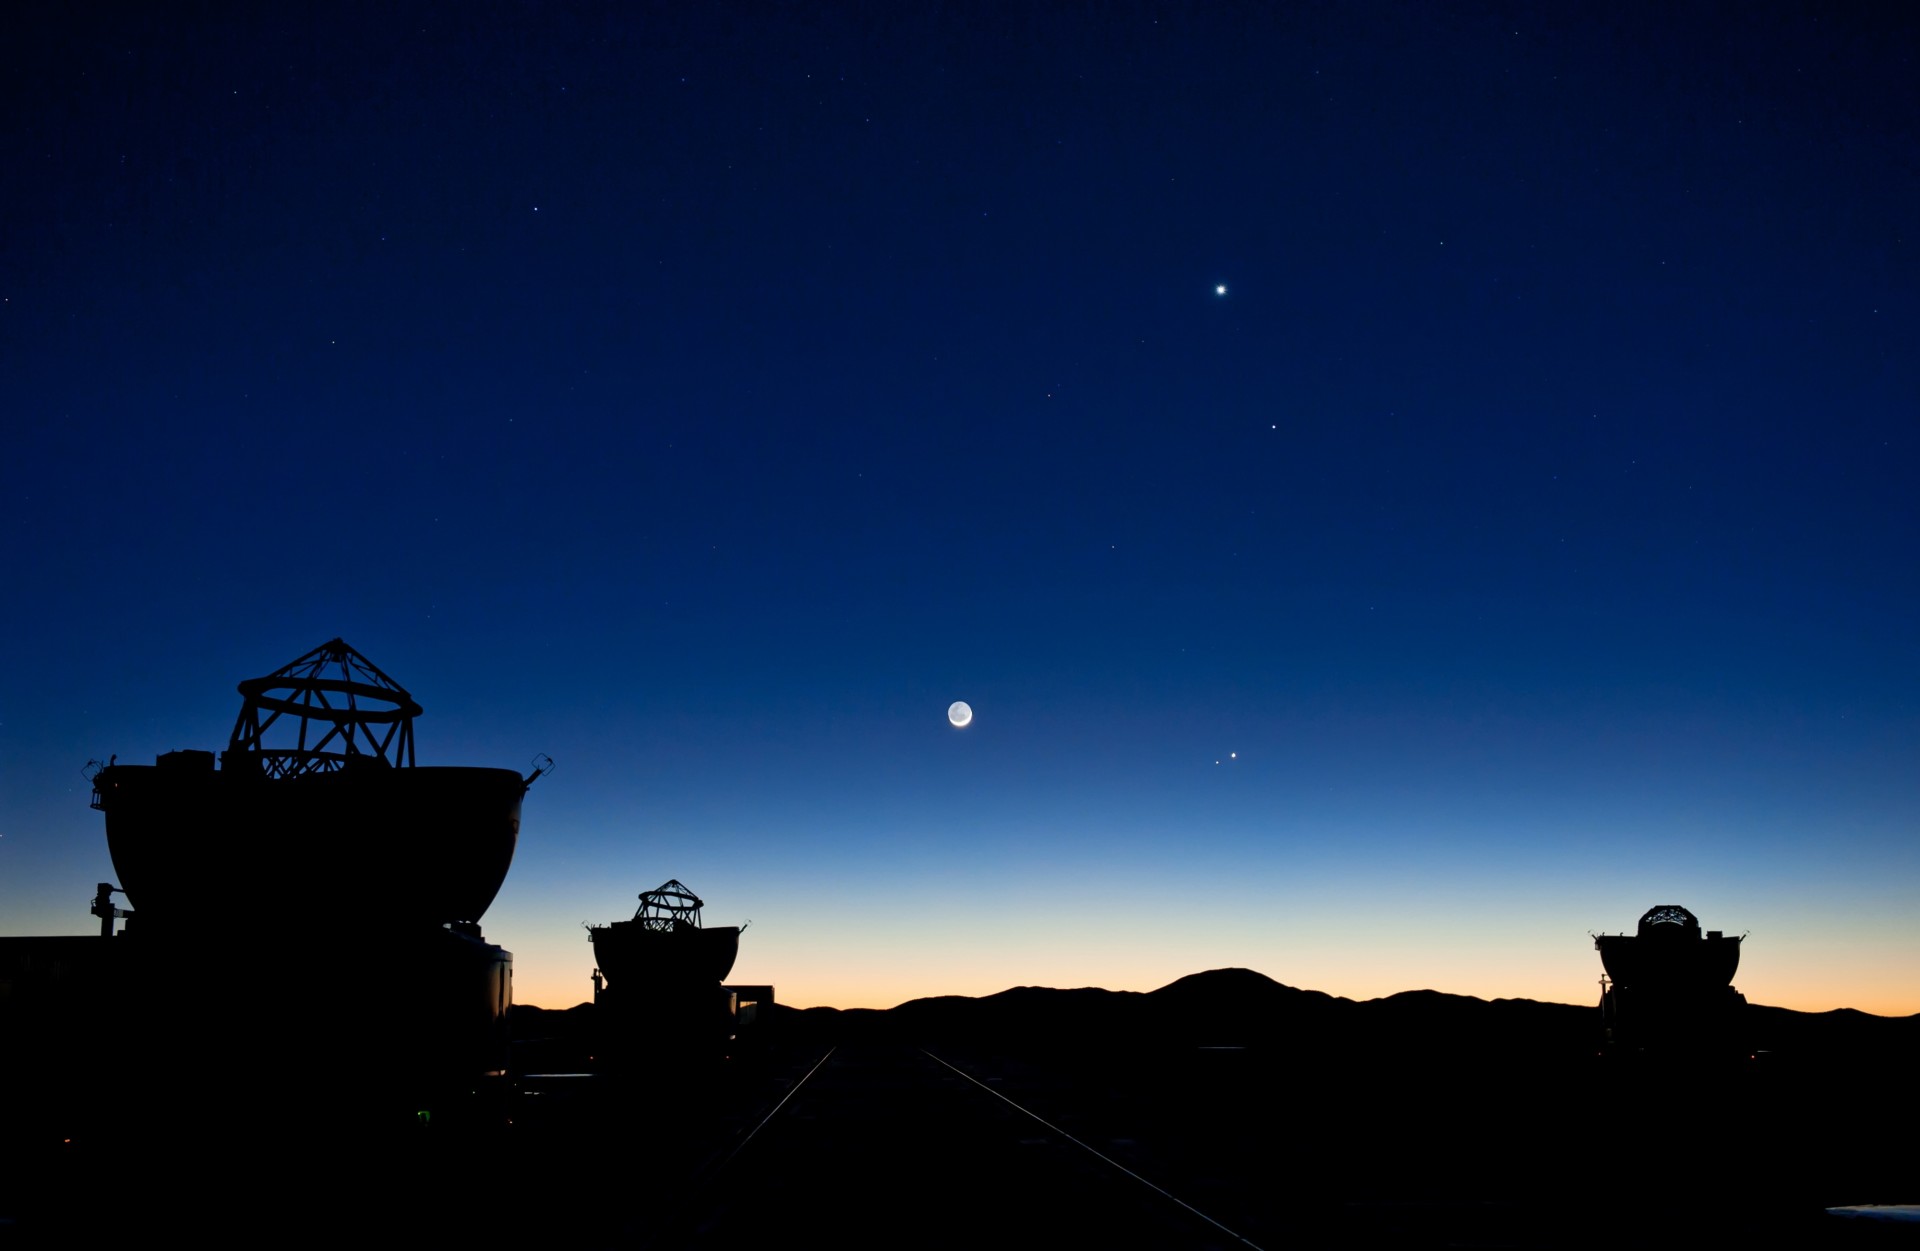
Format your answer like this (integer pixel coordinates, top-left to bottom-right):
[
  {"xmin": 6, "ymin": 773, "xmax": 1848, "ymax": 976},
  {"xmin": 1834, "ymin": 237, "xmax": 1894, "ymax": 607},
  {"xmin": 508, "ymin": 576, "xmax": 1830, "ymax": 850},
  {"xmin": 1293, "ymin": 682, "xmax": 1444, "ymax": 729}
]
[{"xmin": 4, "ymin": 3, "xmax": 1915, "ymax": 1014}]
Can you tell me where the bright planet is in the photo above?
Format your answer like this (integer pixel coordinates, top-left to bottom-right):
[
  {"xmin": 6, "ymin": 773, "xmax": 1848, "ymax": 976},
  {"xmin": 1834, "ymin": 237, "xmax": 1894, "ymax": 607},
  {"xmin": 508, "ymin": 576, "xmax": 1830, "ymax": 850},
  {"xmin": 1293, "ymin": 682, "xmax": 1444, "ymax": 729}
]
[{"xmin": 947, "ymin": 701, "xmax": 973, "ymax": 728}]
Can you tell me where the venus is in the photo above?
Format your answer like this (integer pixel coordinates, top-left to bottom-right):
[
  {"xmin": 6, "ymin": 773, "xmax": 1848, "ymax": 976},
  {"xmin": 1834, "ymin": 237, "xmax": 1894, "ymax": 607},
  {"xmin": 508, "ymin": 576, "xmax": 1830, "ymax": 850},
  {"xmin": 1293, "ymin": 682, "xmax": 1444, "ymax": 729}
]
[{"xmin": 947, "ymin": 701, "xmax": 973, "ymax": 728}]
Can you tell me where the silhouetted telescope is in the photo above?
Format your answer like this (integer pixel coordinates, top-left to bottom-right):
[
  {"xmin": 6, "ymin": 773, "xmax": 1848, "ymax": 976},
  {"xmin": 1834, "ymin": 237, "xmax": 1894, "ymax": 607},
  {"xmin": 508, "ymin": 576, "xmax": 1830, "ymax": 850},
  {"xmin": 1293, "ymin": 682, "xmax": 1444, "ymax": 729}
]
[
  {"xmin": 589, "ymin": 879, "xmax": 740, "ymax": 987},
  {"xmin": 1595, "ymin": 904, "xmax": 1742, "ymax": 993},
  {"xmin": 89, "ymin": 638, "xmax": 549, "ymax": 930},
  {"xmin": 1594, "ymin": 904, "xmax": 1746, "ymax": 1054}
]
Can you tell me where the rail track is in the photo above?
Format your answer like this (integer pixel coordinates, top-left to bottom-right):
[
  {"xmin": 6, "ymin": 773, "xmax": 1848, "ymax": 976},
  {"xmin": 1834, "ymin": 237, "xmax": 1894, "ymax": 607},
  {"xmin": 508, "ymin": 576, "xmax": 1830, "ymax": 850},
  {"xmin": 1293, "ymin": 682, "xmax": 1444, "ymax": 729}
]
[
  {"xmin": 578, "ymin": 1033, "xmax": 1884, "ymax": 1249},
  {"xmin": 649, "ymin": 1040, "xmax": 1267, "ymax": 1249}
]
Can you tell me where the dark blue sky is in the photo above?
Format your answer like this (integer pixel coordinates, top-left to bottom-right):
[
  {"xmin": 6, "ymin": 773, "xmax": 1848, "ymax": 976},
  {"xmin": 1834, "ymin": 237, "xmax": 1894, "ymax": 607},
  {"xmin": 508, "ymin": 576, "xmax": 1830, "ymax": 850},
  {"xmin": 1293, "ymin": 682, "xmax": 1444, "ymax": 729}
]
[{"xmin": 4, "ymin": 2, "xmax": 1915, "ymax": 1011}]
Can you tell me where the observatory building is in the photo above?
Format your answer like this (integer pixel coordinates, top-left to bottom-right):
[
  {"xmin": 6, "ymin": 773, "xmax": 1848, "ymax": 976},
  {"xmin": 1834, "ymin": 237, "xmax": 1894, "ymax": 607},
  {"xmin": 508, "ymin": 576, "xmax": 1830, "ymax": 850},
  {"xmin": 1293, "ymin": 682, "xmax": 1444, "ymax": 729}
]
[
  {"xmin": 1594, "ymin": 904, "xmax": 1747, "ymax": 1056},
  {"xmin": 589, "ymin": 879, "xmax": 769, "ymax": 1073},
  {"xmin": 73, "ymin": 639, "xmax": 546, "ymax": 1125}
]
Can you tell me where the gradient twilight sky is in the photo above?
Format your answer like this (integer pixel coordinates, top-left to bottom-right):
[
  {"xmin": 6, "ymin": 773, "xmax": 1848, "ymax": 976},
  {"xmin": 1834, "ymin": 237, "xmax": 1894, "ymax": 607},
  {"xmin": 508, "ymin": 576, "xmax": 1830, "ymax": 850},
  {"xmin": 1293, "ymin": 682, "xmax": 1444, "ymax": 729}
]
[{"xmin": 4, "ymin": 3, "xmax": 1915, "ymax": 1014}]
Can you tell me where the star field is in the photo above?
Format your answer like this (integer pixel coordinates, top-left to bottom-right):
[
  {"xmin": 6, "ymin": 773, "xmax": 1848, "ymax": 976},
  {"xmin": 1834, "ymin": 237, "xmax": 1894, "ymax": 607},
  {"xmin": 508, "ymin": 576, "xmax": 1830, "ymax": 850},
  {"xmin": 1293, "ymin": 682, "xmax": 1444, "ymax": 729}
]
[{"xmin": 1, "ymin": 3, "xmax": 1915, "ymax": 1014}]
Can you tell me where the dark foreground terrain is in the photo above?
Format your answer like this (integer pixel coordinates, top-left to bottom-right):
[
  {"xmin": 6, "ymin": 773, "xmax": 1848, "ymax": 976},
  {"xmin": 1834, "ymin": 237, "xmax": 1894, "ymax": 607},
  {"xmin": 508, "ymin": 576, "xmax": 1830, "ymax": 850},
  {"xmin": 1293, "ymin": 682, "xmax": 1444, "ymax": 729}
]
[{"xmin": 5, "ymin": 970, "xmax": 1914, "ymax": 1247}]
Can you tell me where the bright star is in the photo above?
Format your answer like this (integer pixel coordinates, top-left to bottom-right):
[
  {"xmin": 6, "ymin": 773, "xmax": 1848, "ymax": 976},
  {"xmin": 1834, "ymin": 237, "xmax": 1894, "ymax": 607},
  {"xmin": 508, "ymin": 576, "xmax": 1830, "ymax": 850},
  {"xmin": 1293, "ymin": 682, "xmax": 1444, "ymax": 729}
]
[{"xmin": 1215, "ymin": 284, "xmax": 1228, "ymax": 296}]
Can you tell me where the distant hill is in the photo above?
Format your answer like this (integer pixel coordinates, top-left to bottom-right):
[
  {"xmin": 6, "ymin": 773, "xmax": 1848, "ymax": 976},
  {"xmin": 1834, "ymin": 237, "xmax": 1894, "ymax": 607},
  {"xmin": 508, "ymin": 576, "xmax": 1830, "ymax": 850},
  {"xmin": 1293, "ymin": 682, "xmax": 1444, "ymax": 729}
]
[
  {"xmin": 869, "ymin": 968, "xmax": 1602, "ymax": 1057},
  {"xmin": 517, "ymin": 968, "xmax": 1920, "ymax": 1060}
]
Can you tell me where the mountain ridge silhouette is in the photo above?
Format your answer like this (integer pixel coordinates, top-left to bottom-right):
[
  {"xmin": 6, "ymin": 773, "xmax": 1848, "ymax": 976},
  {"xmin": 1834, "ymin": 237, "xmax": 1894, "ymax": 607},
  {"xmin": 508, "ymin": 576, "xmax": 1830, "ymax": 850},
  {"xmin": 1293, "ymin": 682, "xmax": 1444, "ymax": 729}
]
[{"xmin": 516, "ymin": 966, "xmax": 1919, "ymax": 1058}]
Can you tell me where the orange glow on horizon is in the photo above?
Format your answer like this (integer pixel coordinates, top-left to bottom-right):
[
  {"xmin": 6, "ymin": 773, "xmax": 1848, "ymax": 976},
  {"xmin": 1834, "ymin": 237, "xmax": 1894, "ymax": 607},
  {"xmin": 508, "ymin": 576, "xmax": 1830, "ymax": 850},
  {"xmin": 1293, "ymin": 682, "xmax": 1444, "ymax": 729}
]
[{"xmin": 508, "ymin": 966, "xmax": 1919, "ymax": 1019}]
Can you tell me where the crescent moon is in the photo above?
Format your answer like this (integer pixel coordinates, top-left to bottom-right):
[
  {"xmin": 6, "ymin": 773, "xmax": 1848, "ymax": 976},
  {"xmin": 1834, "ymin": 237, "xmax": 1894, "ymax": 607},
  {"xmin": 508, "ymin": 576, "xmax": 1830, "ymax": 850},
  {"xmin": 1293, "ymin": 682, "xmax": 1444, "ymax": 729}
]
[{"xmin": 947, "ymin": 701, "xmax": 973, "ymax": 728}]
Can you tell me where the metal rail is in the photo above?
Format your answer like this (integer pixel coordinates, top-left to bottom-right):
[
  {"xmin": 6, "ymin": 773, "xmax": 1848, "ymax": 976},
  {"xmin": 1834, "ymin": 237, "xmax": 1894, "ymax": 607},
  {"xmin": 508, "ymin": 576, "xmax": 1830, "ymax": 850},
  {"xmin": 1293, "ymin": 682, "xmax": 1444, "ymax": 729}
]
[
  {"xmin": 683, "ymin": 1043, "xmax": 1267, "ymax": 1243},
  {"xmin": 921, "ymin": 1048, "xmax": 1268, "ymax": 1251},
  {"xmin": 710, "ymin": 1044, "xmax": 837, "ymax": 1174},
  {"xmin": 694, "ymin": 1042, "xmax": 1266, "ymax": 1249}
]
